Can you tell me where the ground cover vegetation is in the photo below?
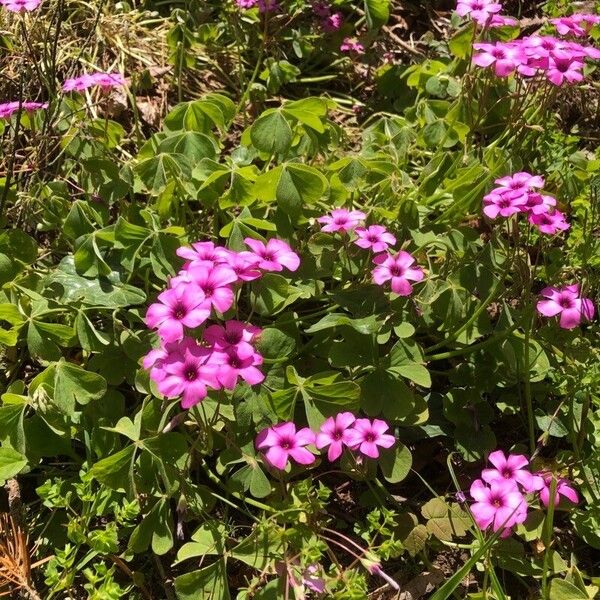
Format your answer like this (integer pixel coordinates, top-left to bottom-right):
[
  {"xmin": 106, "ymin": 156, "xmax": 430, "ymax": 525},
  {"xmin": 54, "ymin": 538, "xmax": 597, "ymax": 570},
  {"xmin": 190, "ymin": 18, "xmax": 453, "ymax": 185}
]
[{"xmin": 0, "ymin": 0, "xmax": 599, "ymax": 597}]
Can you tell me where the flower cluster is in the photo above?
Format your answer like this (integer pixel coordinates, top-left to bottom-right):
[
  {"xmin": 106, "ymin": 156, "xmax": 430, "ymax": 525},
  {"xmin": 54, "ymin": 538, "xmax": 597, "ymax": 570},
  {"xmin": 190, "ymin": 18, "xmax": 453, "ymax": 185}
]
[
  {"xmin": 256, "ymin": 413, "xmax": 395, "ymax": 470},
  {"xmin": 0, "ymin": 101, "xmax": 47, "ymax": 120},
  {"xmin": 143, "ymin": 238, "xmax": 300, "ymax": 408},
  {"xmin": 469, "ymin": 450, "xmax": 578, "ymax": 537},
  {"xmin": 312, "ymin": 1, "xmax": 343, "ymax": 32},
  {"xmin": 235, "ymin": 0, "xmax": 278, "ymax": 12},
  {"xmin": 537, "ymin": 284, "xmax": 595, "ymax": 329},
  {"xmin": 317, "ymin": 208, "xmax": 424, "ymax": 296},
  {"xmin": 340, "ymin": 38, "xmax": 365, "ymax": 54},
  {"xmin": 483, "ymin": 171, "xmax": 569, "ymax": 235},
  {"xmin": 62, "ymin": 72, "xmax": 125, "ymax": 93},
  {"xmin": 472, "ymin": 35, "xmax": 600, "ymax": 85},
  {"xmin": 0, "ymin": 0, "xmax": 41, "ymax": 12},
  {"xmin": 551, "ymin": 14, "xmax": 600, "ymax": 38},
  {"xmin": 455, "ymin": 0, "xmax": 518, "ymax": 28}
]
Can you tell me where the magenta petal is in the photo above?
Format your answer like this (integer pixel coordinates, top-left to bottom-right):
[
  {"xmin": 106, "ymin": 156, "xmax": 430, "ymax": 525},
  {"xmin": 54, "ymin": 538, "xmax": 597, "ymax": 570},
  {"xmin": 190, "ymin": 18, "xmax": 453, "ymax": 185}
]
[
  {"xmin": 239, "ymin": 365, "xmax": 265, "ymax": 386},
  {"xmin": 336, "ymin": 412, "xmax": 356, "ymax": 430},
  {"xmin": 471, "ymin": 503, "xmax": 495, "ymax": 529},
  {"xmin": 390, "ymin": 277, "xmax": 413, "ymax": 296},
  {"xmin": 181, "ymin": 381, "xmax": 208, "ymax": 408},
  {"xmin": 256, "ymin": 427, "xmax": 279, "ymax": 449},
  {"xmin": 289, "ymin": 446, "xmax": 316, "ymax": 465},
  {"xmin": 559, "ymin": 308, "xmax": 582, "ymax": 329},
  {"xmin": 327, "ymin": 441, "xmax": 343, "ymax": 461},
  {"xmin": 486, "ymin": 454, "xmax": 510, "ymax": 475},
  {"xmin": 470, "ymin": 479, "xmax": 490, "ymax": 502},
  {"xmin": 359, "ymin": 441, "xmax": 380, "ymax": 458},
  {"xmin": 537, "ymin": 299, "xmax": 562, "ymax": 317},
  {"xmin": 558, "ymin": 484, "xmax": 579, "ymax": 504},
  {"xmin": 264, "ymin": 447, "xmax": 289, "ymax": 470},
  {"xmin": 505, "ymin": 454, "xmax": 528, "ymax": 471},
  {"xmin": 295, "ymin": 427, "xmax": 316, "ymax": 446}
]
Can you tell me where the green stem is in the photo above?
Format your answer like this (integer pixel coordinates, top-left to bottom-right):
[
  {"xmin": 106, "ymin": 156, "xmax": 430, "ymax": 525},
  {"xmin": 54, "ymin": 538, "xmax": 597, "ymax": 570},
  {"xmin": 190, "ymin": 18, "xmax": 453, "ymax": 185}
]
[
  {"xmin": 426, "ymin": 322, "xmax": 519, "ymax": 361},
  {"xmin": 541, "ymin": 477, "xmax": 558, "ymax": 599},
  {"xmin": 523, "ymin": 310, "xmax": 535, "ymax": 456}
]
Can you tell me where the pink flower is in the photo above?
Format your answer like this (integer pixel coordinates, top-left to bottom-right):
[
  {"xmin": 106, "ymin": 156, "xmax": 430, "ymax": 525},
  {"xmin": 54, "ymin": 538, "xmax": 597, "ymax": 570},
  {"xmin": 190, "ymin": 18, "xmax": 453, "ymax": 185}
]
[
  {"xmin": 315, "ymin": 412, "xmax": 356, "ymax": 461},
  {"xmin": 155, "ymin": 339, "xmax": 220, "ymax": 409},
  {"xmin": 494, "ymin": 171, "xmax": 544, "ymax": 194},
  {"xmin": 62, "ymin": 72, "xmax": 125, "ymax": 93},
  {"xmin": 346, "ymin": 418, "xmax": 395, "ymax": 459},
  {"xmin": 204, "ymin": 320, "xmax": 261, "ymax": 356},
  {"xmin": 0, "ymin": 101, "xmax": 48, "ymax": 119},
  {"xmin": 529, "ymin": 210, "xmax": 570, "ymax": 234},
  {"xmin": 536, "ymin": 284, "xmax": 595, "ymax": 329},
  {"xmin": 0, "ymin": 0, "xmax": 41, "ymax": 12},
  {"xmin": 482, "ymin": 190, "xmax": 527, "ymax": 219},
  {"xmin": 354, "ymin": 225, "xmax": 397, "ymax": 253},
  {"xmin": 340, "ymin": 38, "xmax": 365, "ymax": 54},
  {"xmin": 455, "ymin": 0, "xmax": 502, "ymax": 25},
  {"xmin": 322, "ymin": 12, "xmax": 343, "ymax": 31},
  {"xmin": 523, "ymin": 193, "xmax": 556, "ymax": 215},
  {"xmin": 488, "ymin": 14, "xmax": 519, "ymax": 28},
  {"xmin": 470, "ymin": 479, "xmax": 528, "ymax": 536},
  {"xmin": 473, "ymin": 42, "xmax": 525, "ymax": 76},
  {"xmin": 213, "ymin": 346, "xmax": 264, "ymax": 389},
  {"xmin": 244, "ymin": 238, "xmax": 300, "ymax": 272},
  {"xmin": 551, "ymin": 15, "xmax": 600, "ymax": 38},
  {"xmin": 536, "ymin": 473, "xmax": 579, "ymax": 507},
  {"xmin": 481, "ymin": 450, "xmax": 544, "ymax": 493},
  {"xmin": 218, "ymin": 250, "xmax": 262, "ymax": 282},
  {"xmin": 312, "ymin": 0, "xmax": 330, "ymax": 17},
  {"xmin": 184, "ymin": 264, "xmax": 238, "ymax": 313},
  {"xmin": 176, "ymin": 241, "xmax": 225, "ymax": 269},
  {"xmin": 145, "ymin": 283, "xmax": 210, "ymax": 342},
  {"xmin": 301, "ymin": 564, "xmax": 325, "ymax": 593},
  {"xmin": 257, "ymin": 0, "xmax": 278, "ymax": 11},
  {"xmin": 546, "ymin": 50, "xmax": 585, "ymax": 86},
  {"xmin": 256, "ymin": 422, "xmax": 316, "ymax": 470},
  {"xmin": 372, "ymin": 251, "xmax": 424, "ymax": 296},
  {"xmin": 317, "ymin": 208, "xmax": 366, "ymax": 233},
  {"xmin": 236, "ymin": 0, "xmax": 258, "ymax": 7}
]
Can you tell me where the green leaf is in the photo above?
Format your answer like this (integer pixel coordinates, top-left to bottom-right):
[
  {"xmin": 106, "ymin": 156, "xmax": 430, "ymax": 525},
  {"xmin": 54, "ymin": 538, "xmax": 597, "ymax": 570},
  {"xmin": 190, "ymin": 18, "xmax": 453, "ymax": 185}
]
[
  {"xmin": 46, "ymin": 256, "xmax": 146, "ymax": 307},
  {"xmin": 142, "ymin": 432, "xmax": 188, "ymax": 470},
  {"xmin": 230, "ymin": 528, "xmax": 283, "ymax": 570},
  {"xmin": 388, "ymin": 364, "xmax": 432, "ymax": 388},
  {"xmin": 175, "ymin": 560, "xmax": 230, "ymax": 600},
  {"xmin": 0, "ymin": 229, "xmax": 37, "ymax": 264},
  {"xmin": 273, "ymin": 164, "xmax": 327, "ymax": 218},
  {"xmin": 53, "ymin": 359, "xmax": 107, "ymax": 415},
  {"xmin": 230, "ymin": 462, "xmax": 272, "ymax": 498},
  {"xmin": 157, "ymin": 132, "xmax": 219, "ymax": 163},
  {"xmin": 250, "ymin": 110, "xmax": 293, "ymax": 155},
  {"xmin": 305, "ymin": 313, "xmax": 380, "ymax": 335},
  {"xmin": 282, "ymin": 98, "xmax": 328, "ymax": 133},
  {"xmin": 0, "ymin": 304, "xmax": 25, "ymax": 346},
  {"xmin": 135, "ymin": 153, "xmax": 192, "ymax": 194},
  {"xmin": 255, "ymin": 327, "xmax": 296, "ymax": 359},
  {"xmin": 360, "ymin": 369, "xmax": 415, "ymax": 420},
  {"xmin": 89, "ymin": 445, "xmax": 135, "ymax": 492},
  {"xmin": 0, "ymin": 447, "xmax": 27, "ymax": 483},
  {"xmin": 75, "ymin": 312, "xmax": 111, "ymax": 352},
  {"xmin": 175, "ymin": 521, "xmax": 226, "ymax": 564},
  {"xmin": 364, "ymin": 0, "xmax": 390, "ymax": 29},
  {"xmin": 0, "ymin": 399, "xmax": 26, "ymax": 455},
  {"xmin": 548, "ymin": 579, "xmax": 590, "ymax": 600},
  {"xmin": 152, "ymin": 498, "xmax": 174, "ymax": 555},
  {"xmin": 379, "ymin": 443, "xmax": 412, "ymax": 483}
]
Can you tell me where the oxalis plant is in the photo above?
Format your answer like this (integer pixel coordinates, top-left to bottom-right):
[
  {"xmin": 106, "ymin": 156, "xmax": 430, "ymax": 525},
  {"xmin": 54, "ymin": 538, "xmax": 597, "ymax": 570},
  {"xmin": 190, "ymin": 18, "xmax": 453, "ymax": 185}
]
[{"xmin": 0, "ymin": 0, "xmax": 599, "ymax": 598}]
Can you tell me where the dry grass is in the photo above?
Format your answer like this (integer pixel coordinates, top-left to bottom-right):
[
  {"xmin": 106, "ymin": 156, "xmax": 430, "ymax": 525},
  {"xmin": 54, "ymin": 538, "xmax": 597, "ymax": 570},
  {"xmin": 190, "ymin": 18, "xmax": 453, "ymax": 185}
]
[{"xmin": 0, "ymin": 512, "xmax": 42, "ymax": 600}]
